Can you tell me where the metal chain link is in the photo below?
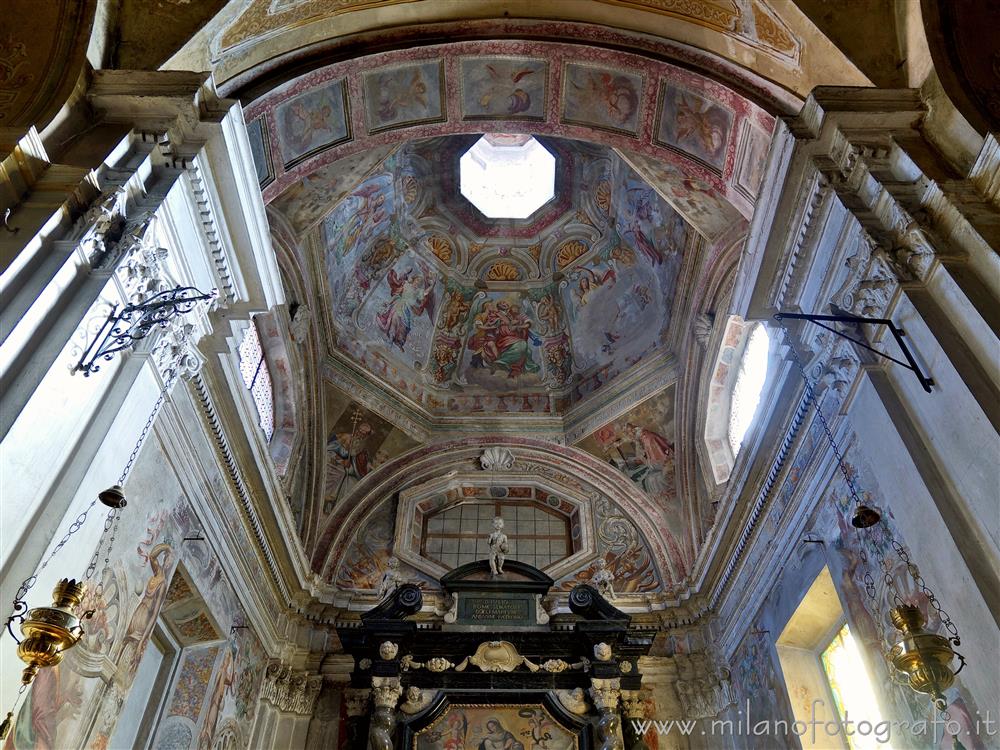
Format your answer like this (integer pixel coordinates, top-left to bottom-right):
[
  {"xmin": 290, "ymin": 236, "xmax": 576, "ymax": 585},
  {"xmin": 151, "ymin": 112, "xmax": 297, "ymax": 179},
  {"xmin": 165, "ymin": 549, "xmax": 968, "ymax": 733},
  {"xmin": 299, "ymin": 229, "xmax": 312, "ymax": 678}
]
[
  {"xmin": 778, "ymin": 321, "xmax": 867, "ymax": 508},
  {"xmin": 777, "ymin": 319, "xmax": 962, "ymax": 653},
  {"xmin": 5, "ymin": 374, "xmax": 175, "ymax": 634},
  {"xmin": 778, "ymin": 320, "xmax": 894, "ymax": 653}
]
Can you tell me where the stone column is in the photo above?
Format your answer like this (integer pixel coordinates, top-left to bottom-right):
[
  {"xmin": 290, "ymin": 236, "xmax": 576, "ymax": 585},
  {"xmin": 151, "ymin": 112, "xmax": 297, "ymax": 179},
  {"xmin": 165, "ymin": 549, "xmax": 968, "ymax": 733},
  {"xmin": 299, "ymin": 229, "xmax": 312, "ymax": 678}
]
[
  {"xmin": 590, "ymin": 678, "xmax": 623, "ymax": 750},
  {"xmin": 369, "ymin": 676, "xmax": 402, "ymax": 750}
]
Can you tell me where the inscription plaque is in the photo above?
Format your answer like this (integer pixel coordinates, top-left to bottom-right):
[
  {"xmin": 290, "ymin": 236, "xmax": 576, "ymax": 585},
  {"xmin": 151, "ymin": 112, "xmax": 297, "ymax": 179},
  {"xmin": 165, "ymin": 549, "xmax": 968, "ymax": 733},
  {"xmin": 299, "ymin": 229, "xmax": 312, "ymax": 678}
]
[{"xmin": 457, "ymin": 593, "xmax": 532, "ymax": 626}]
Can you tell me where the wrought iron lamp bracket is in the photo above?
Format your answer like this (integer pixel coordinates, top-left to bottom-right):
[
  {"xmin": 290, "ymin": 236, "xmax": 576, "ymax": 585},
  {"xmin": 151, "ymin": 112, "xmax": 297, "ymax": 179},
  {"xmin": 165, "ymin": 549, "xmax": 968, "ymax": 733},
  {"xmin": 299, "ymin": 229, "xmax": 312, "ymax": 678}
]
[
  {"xmin": 74, "ymin": 285, "xmax": 216, "ymax": 376},
  {"xmin": 773, "ymin": 312, "xmax": 934, "ymax": 393}
]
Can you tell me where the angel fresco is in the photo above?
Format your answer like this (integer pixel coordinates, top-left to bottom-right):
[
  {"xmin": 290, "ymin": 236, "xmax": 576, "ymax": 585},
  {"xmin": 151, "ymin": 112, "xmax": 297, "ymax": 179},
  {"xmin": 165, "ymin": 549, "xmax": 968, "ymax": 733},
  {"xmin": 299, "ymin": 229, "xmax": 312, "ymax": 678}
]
[
  {"xmin": 620, "ymin": 186, "xmax": 665, "ymax": 265},
  {"xmin": 376, "ymin": 268, "xmax": 435, "ymax": 351},
  {"xmin": 572, "ymin": 265, "xmax": 617, "ymax": 307},
  {"xmin": 468, "ymin": 299, "xmax": 540, "ymax": 378}
]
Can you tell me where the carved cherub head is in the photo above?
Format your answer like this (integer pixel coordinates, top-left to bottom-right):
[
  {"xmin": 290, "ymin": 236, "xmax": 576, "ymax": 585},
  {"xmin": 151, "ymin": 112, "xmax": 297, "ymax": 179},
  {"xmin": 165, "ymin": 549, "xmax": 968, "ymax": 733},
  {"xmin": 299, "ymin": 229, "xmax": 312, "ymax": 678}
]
[
  {"xmin": 594, "ymin": 642, "xmax": 613, "ymax": 662},
  {"xmin": 492, "ymin": 516, "xmax": 504, "ymax": 531}
]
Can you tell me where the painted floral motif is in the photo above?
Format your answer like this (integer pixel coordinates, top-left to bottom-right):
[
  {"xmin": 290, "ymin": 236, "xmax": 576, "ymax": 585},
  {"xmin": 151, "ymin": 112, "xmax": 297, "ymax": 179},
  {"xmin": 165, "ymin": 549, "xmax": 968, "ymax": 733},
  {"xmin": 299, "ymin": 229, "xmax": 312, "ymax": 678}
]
[
  {"xmin": 460, "ymin": 57, "xmax": 548, "ymax": 120},
  {"xmin": 364, "ymin": 60, "xmax": 445, "ymax": 132},
  {"xmin": 656, "ymin": 84, "xmax": 733, "ymax": 172},
  {"xmin": 562, "ymin": 63, "xmax": 643, "ymax": 135}
]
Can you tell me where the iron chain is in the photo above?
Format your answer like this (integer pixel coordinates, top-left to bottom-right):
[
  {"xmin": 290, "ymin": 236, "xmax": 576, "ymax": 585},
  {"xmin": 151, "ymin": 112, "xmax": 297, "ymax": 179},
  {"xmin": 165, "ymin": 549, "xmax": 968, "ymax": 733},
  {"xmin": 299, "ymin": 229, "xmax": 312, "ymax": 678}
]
[
  {"xmin": 777, "ymin": 320, "xmax": 961, "ymax": 652},
  {"xmin": 5, "ymin": 374, "xmax": 175, "ymax": 632}
]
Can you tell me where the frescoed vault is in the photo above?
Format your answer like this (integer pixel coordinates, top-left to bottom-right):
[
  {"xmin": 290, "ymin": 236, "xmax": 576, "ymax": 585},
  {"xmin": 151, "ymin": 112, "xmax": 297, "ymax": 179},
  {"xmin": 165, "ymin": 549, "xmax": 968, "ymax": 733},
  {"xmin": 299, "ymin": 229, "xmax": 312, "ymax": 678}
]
[
  {"xmin": 313, "ymin": 136, "xmax": 686, "ymax": 416},
  {"xmin": 245, "ymin": 33, "xmax": 782, "ymax": 609}
]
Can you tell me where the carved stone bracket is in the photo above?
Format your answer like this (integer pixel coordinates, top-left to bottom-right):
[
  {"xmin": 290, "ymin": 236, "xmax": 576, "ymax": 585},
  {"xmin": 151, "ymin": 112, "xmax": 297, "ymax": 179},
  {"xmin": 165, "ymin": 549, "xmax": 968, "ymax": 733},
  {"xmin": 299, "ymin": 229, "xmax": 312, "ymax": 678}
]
[
  {"xmin": 259, "ymin": 663, "xmax": 323, "ymax": 716},
  {"xmin": 672, "ymin": 652, "xmax": 734, "ymax": 719}
]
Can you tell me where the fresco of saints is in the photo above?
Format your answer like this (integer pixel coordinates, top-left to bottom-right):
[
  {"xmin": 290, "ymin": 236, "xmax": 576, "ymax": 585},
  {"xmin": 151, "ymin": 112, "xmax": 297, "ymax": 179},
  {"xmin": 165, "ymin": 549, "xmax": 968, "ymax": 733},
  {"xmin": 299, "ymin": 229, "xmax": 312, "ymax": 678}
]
[
  {"xmin": 479, "ymin": 719, "xmax": 524, "ymax": 750},
  {"xmin": 468, "ymin": 300, "xmax": 540, "ymax": 378},
  {"xmin": 609, "ymin": 422, "xmax": 674, "ymax": 496},
  {"xmin": 376, "ymin": 268, "xmax": 435, "ymax": 351},
  {"xmin": 197, "ymin": 638, "xmax": 238, "ymax": 749},
  {"xmin": 325, "ymin": 421, "xmax": 374, "ymax": 511},
  {"xmin": 116, "ymin": 543, "xmax": 174, "ymax": 677}
]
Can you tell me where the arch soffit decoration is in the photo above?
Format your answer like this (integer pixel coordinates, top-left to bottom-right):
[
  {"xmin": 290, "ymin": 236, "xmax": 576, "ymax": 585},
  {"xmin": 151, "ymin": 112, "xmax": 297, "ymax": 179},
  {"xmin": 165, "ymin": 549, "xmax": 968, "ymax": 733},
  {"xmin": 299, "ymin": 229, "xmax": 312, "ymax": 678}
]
[
  {"xmin": 241, "ymin": 38, "xmax": 784, "ymax": 242},
  {"xmin": 314, "ymin": 436, "xmax": 682, "ymax": 587},
  {"xmin": 213, "ymin": 5, "xmax": 856, "ymax": 102}
]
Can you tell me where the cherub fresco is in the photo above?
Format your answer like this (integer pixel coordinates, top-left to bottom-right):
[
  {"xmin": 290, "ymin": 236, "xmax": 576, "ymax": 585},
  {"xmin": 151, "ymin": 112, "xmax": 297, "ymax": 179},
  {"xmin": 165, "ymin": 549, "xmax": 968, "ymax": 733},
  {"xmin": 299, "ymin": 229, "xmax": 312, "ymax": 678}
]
[
  {"xmin": 376, "ymin": 268, "xmax": 436, "ymax": 351},
  {"xmin": 378, "ymin": 68, "xmax": 428, "ymax": 121},
  {"xmin": 275, "ymin": 82, "xmax": 348, "ymax": 162},
  {"xmin": 467, "ymin": 299, "xmax": 541, "ymax": 378},
  {"xmin": 534, "ymin": 292, "xmax": 563, "ymax": 334},
  {"xmin": 439, "ymin": 287, "xmax": 473, "ymax": 333},
  {"xmin": 674, "ymin": 93, "xmax": 729, "ymax": 165},
  {"xmin": 657, "ymin": 86, "xmax": 733, "ymax": 171}
]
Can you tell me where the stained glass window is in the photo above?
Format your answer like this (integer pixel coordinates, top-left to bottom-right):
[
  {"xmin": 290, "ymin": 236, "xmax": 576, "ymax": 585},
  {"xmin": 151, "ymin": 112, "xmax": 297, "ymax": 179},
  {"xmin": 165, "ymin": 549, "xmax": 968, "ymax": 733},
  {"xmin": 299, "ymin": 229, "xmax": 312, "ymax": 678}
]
[
  {"xmin": 237, "ymin": 321, "xmax": 274, "ymax": 442},
  {"xmin": 820, "ymin": 623, "xmax": 894, "ymax": 750},
  {"xmin": 728, "ymin": 323, "xmax": 769, "ymax": 455}
]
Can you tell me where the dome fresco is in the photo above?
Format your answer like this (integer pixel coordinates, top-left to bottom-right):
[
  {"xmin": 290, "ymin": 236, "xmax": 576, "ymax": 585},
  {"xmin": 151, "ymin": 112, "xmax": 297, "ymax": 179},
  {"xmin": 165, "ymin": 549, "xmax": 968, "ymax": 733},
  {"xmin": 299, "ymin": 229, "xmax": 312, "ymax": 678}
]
[{"xmin": 320, "ymin": 135, "xmax": 689, "ymax": 415}]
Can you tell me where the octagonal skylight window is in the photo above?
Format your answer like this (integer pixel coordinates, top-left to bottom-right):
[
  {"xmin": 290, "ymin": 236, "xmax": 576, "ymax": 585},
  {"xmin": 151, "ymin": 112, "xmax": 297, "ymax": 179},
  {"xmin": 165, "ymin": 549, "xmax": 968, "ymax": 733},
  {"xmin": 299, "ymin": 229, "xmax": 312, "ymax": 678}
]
[{"xmin": 459, "ymin": 134, "xmax": 555, "ymax": 219}]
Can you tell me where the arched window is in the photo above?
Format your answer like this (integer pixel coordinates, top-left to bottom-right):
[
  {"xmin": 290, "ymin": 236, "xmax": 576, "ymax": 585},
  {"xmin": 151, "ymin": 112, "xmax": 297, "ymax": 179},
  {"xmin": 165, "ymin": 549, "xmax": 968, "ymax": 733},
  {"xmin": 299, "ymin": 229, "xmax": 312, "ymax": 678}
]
[
  {"xmin": 237, "ymin": 320, "xmax": 274, "ymax": 442},
  {"xmin": 727, "ymin": 323, "xmax": 770, "ymax": 455},
  {"xmin": 704, "ymin": 317, "xmax": 773, "ymax": 484}
]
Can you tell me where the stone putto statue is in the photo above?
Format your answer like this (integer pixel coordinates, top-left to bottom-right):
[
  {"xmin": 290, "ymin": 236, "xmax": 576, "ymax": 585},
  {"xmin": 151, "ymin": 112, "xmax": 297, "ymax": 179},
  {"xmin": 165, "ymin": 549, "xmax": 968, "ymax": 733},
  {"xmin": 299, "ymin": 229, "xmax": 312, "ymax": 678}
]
[
  {"xmin": 488, "ymin": 516, "xmax": 509, "ymax": 576},
  {"xmin": 377, "ymin": 557, "xmax": 405, "ymax": 601},
  {"xmin": 592, "ymin": 558, "xmax": 615, "ymax": 599}
]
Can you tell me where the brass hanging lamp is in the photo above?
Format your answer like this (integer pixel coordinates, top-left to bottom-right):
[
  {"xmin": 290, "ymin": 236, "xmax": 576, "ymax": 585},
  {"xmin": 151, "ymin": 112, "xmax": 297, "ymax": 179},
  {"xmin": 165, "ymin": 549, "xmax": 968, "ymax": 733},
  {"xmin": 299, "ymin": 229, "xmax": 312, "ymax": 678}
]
[
  {"xmin": 776, "ymin": 315, "xmax": 966, "ymax": 712},
  {"xmin": 1, "ymin": 376, "xmax": 175, "ymax": 739}
]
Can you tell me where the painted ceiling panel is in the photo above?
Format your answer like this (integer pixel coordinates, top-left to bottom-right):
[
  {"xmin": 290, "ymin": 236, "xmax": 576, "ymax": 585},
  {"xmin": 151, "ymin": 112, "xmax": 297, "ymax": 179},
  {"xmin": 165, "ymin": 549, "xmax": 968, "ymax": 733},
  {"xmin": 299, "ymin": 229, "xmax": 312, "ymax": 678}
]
[{"xmin": 316, "ymin": 136, "xmax": 687, "ymax": 416}]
